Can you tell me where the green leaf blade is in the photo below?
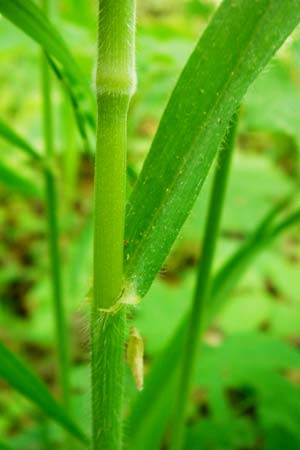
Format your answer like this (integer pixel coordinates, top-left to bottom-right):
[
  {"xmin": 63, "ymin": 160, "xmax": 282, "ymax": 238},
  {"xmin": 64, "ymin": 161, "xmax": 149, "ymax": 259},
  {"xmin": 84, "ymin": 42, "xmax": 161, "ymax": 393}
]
[
  {"xmin": 0, "ymin": 341, "xmax": 88, "ymax": 445},
  {"xmin": 0, "ymin": 0, "xmax": 76, "ymax": 80},
  {"xmin": 0, "ymin": 162, "xmax": 40, "ymax": 197},
  {"xmin": 124, "ymin": 0, "xmax": 300, "ymax": 298},
  {"xmin": 0, "ymin": 119, "xmax": 41, "ymax": 160},
  {"xmin": 0, "ymin": 0, "xmax": 96, "ymax": 149}
]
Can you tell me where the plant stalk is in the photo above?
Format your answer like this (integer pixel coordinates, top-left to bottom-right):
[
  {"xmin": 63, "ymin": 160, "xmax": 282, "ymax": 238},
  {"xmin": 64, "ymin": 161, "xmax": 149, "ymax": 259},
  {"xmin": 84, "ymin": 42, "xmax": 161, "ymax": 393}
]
[
  {"xmin": 91, "ymin": 1, "xmax": 136, "ymax": 449},
  {"xmin": 169, "ymin": 112, "xmax": 239, "ymax": 450},
  {"xmin": 40, "ymin": 0, "xmax": 70, "ymax": 410}
]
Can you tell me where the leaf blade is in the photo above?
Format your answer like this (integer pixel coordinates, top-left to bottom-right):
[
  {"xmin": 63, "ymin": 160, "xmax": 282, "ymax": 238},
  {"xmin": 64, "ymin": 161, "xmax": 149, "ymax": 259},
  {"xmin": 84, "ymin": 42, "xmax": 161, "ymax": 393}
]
[
  {"xmin": 0, "ymin": 341, "xmax": 88, "ymax": 444},
  {"xmin": 0, "ymin": 162, "xmax": 40, "ymax": 197},
  {"xmin": 0, "ymin": 119, "xmax": 41, "ymax": 160},
  {"xmin": 124, "ymin": 0, "xmax": 300, "ymax": 298},
  {"xmin": 0, "ymin": 0, "xmax": 96, "ymax": 148},
  {"xmin": 0, "ymin": 0, "xmax": 77, "ymax": 80}
]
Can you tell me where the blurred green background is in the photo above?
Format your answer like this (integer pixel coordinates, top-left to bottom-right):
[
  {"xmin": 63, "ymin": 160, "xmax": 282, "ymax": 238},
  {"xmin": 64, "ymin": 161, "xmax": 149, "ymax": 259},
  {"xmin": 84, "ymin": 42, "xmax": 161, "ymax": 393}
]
[{"xmin": 1, "ymin": 0, "xmax": 300, "ymax": 449}]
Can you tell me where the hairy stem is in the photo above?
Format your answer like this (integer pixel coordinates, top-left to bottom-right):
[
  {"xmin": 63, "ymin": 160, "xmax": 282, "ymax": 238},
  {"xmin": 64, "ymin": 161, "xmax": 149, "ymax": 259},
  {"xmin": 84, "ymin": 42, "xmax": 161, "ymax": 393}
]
[
  {"xmin": 91, "ymin": 1, "xmax": 136, "ymax": 449},
  {"xmin": 40, "ymin": 0, "xmax": 69, "ymax": 409},
  {"xmin": 169, "ymin": 112, "xmax": 239, "ymax": 450}
]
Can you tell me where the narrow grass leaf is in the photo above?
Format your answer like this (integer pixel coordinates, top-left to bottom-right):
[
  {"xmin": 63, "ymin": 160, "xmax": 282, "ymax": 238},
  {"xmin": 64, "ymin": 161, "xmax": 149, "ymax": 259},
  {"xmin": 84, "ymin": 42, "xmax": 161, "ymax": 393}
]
[
  {"xmin": 0, "ymin": 119, "xmax": 41, "ymax": 160},
  {"xmin": 48, "ymin": 57, "xmax": 95, "ymax": 153},
  {"xmin": 124, "ymin": 0, "xmax": 300, "ymax": 298},
  {"xmin": 0, "ymin": 162, "xmax": 40, "ymax": 197},
  {"xmin": 210, "ymin": 207, "xmax": 300, "ymax": 318},
  {"xmin": 0, "ymin": 0, "xmax": 75, "ymax": 74},
  {"xmin": 66, "ymin": 211, "xmax": 93, "ymax": 306},
  {"xmin": 0, "ymin": 341, "xmax": 88, "ymax": 444},
  {"xmin": 0, "ymin": 0, "xmax": 95, "ymax": 149},
  {"xmin": 127, "ymin": 203, "xmax": 300, "ymax": 450}
]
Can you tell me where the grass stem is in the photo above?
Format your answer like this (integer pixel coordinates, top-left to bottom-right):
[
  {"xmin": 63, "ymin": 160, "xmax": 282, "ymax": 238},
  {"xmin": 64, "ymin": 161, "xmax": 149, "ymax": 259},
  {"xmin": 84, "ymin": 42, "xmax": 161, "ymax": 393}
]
[
  {"xmin": 91, "ymin": 1, "xmax": 136, "ymax": 449},
  {"xmin": 169, "ymin": 112, "xmax": 239, "ymax": 450}
]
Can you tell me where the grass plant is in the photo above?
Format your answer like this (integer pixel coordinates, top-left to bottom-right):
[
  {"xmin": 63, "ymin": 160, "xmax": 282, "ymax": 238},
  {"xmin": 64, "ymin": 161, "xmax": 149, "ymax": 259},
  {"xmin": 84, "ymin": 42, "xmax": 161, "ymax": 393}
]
[{"xmin": 0, "ymin": 1, "xmax": 299, "ymax": 449}]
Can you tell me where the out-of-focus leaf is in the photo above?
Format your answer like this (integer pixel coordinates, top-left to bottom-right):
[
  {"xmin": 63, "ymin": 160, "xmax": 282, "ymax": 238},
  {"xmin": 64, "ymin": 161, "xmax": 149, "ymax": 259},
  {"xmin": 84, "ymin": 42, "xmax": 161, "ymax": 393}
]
[
  {"xmin": 209, "ymin": 206, "xmax": 300, "ymax": 320},
  {"xmin": 128, "ymin": 203, "xmax": 300, "ymax": 450},
  {"xmin": 127, "ymin": 319, "xmax": 186, "ymax": 450},
  {"xmin": 0, "ymin": 0, "xmax": 96, "ymax": 149},
  {"xmin": 0, "ymin": 0, "xmax": 75, "ymax": 73},
  {"xmin": 124, "ymin": 0, "xmax": 300, "ymax": 299},
  {"xmin": 219, "ymin": 289, "xmax": 271, "ymax": 333},
  {"xmin": 0, "ymin": 441, "xmax": 17, "ymax": 450},
  {"xmin": 264, "ymin": 426, "xmax": 300, "ymax": 450},
  {"xmin": 65, "ymin": 212, "xmax": 93, "ymax": 309},
  {"xmin": 0, "ymin": 162, "xmax": 40, "ymax": 197},
  {"xmin": 0, "ymin": 119, "xmax": 41, "ymax": 160},
  {"xmin": 135, "ymin": 276, "xmax": 193, "ymax": 355},
  {"xmin": 196, "ymin": 333, "xmax": 300, "ymax": 384},
  {"xmin": 179, "ymin": 153, "xmax": 294, "ymax": 247},
  {"xmin": 0, "ymin": 341, "xmax": 88, "ymax": 444},
  {"xmin": 245, "ymin": 49, "xmax": 300, "ymax": 139},
  {"xmin": 187, "ymin": 333, "xmax": 300, "ymax": 447},
  {"xmin": 184, "ymin": 417, "xmax": 255, "ymax": 450},
  {"xmin": 48, "ymin": 57, "xmax": 95, "ymax": 153}
]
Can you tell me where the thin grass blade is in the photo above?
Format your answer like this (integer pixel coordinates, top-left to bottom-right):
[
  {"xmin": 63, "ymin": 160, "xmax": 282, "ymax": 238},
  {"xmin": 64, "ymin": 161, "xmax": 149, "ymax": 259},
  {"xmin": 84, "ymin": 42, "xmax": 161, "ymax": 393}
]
[
  {"xmin": 0, "ymin": 162, "xmax": 40, "ymax": 197},
  {"xmin": 0, "ymin": 119, "xmax": 41, "ymax": 160},
  {"xmin": 0, "ymin": 341, "xmax": 88, "ymax": 444},
  {"xmin": 0, "ymin": 0, "xmax": 95, "ymax": 149},
  {"xmin": 210, "ymin": 207, "xmax": 300, "ymax": 318}
]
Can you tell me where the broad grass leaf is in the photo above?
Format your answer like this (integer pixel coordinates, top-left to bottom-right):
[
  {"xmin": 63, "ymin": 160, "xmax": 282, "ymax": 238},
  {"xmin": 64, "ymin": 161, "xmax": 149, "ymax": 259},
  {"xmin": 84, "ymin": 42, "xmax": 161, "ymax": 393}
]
[
  {"xmin": 124, "ymin": 0, "xmax": 300, "ymax": 298},
  {"xmin": 0, "ymin": 341, "xmax": 88, "ymax": 444}
]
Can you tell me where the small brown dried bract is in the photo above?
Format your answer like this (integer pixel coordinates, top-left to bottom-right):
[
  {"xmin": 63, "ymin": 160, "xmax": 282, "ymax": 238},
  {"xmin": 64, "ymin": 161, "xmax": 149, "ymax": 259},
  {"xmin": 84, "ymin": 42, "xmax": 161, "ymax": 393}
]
[{"xmin": 127, "ymin": 326, "xmax": 144, "ymax": 391}]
